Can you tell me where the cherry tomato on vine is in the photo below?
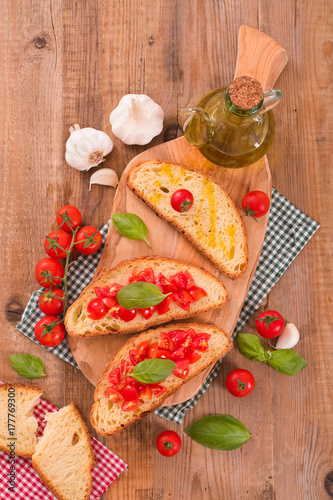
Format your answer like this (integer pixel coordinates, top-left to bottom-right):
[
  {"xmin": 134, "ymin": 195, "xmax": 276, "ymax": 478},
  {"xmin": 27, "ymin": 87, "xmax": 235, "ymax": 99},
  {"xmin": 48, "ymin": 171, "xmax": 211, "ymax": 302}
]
[
  {"xmin": 74, "ymin": 226, "xmax": 102, "ymax": 255},
  {"xmin": 35, "ymin": 258, "xmax": 64, "ymax": 287},
  {"xmin": 38, "ymin": 288, "xmax": 65, "ymax": 316},
  {"xmin": 156, "ymin": 430, "xmax": 182, "ymax": 457},
  {"xmin": 241, "ymin": 191, "xmax": 270, "ymax": 221},
  {"xmin": 255, "ymin": 310, "xmax": 284, "ymax": 339},
  {"xmin": 171, "ymin": 189, "xmax": 194, "ymax": 213},
  {"xmin": 226, "ymin": 369, "xmax": 255, "ymax": 398},
  {"xmin": 56, "ymin": 205, "xmax": 82, "ymax": 233},
  {"xmin": 44, "ymin": 230, "xmax": 72, "ymax": 259},
  {"xmin": 34, "ymin": 316, "xmax": 65, "ymax": 347}
]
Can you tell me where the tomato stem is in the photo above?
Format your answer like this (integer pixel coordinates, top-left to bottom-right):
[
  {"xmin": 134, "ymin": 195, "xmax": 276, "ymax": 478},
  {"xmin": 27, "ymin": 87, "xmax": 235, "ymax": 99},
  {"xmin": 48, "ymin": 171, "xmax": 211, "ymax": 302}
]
[
  {"xmin": 61, "ymin": 226, "xmax": 80, "ymax": 317},
  {"xmin": 163, "ymin": 440, "xmax": 173, "ymax": 450}
]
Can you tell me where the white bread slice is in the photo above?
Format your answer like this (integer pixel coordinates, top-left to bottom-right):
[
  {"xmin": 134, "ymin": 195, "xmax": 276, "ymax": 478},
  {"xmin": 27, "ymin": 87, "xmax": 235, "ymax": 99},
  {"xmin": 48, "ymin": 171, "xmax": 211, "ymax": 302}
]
[
  {"xmin": 91, "ymin": 323, "xmax": 233, "ymax": 436},
  {"xmin": 32, "ymin": 403, "xmax": 96, "ymax": 500},
  {"xmin": 0, "ymin": 383, "xmax": 42, "ymax": 457},
  {"xmin": 127, "ymin": 160, "xmax": 249, "ymax": 279},
  {"xmin": 65, "ymin": 256, "xmax": 228, "ymax": 338}
]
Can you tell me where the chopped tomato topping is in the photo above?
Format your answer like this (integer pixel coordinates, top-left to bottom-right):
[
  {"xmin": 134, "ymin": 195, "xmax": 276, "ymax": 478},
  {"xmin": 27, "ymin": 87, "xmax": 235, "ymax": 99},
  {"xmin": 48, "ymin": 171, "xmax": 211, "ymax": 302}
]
[
  {"xmin": 170, "ymin": 346, "xmax": 188, "ymax": 361},
  {"xmin": 172, "ymin": 290, "xmax": 194, "ymax": 311},
  {"xmin": 147, "ymin": 342, "xmax": 159, "ymax": 358},
  {"xmin": 138, "ymin": 306, "xmax": 156, "ymax": 319},
  {"xmin": 192, "ymin": 333, "xmax": 211, "ymax": 351},
  {"xmin": 158, "ymin": 333, "xmax": 174, "ymax": 351},
  {"xmin": 156, "ymin": 295, "xmax": 173, "ymax": 315},
  {"xmin": 129, "ymin": 349, "xmax": 141, "ymax": 365},
  {"xmin": 118, "ymin": 306, "xmax": 137, "ymax": 322},
  {"xmin": 121, "ymin": 399, "xmax": 142, "ymax": 411},
  {"xmin": 173, "ymin": 359, "xmax": 190, "ymax": 379},
  {"xmin": 156, "ymin": 349, "xmax": 171, "ymax": 359},
  {"xmin": 107, "ymin": 368, "xmax": 120, "ymax": 384},
  {"xmin": 184, "ymin": 270, "xmax": 196, "ymax": 290},
  {"xmin": 186, "ymin": 348, "xmax": 202, "ymax": 364},
  {"xmin": 169, "ymin": 271, "xmax": 187, "ymax": 289},
  {"xmin": 101, "ymin": 296, "xmax": 118, "ymax": 309},
  {"xmin": 129, "ymin": 268, "xmax": 155, "ymax": 283},
  {"xmin": 189, "ymin": 287, "xmax": 208, "ymax": 301},
  {"xmin": 105, "ymin": 387, "xmax": 123, "ymax": 403},
  {"xmin": 136, "ymin": 341, "xmax": 150, "ymax": 358},
  {"xmin": 169, "ymin": 330, "xmax": 187, "ymax": 346},
  {"xmin": 122, "ymin": 384, "xmax": 139, "ymax": 401},
  {"xmin": 151, "ymin": 385, "xmax": 167, "ymax": 397},
  {"xmin": 120, "ymin": 359, "xmax": 132, "ymax": 375},
  {"xmin": 113, "ymin": 379, "xmax": 126, "ymax": 392}
]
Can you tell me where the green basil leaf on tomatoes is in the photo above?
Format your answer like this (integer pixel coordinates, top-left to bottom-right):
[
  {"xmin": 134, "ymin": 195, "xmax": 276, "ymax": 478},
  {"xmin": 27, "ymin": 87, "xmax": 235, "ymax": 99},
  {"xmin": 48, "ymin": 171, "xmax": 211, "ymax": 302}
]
[
  {"xmin": 112, "ymin": 213, "xmax": 152, "ymax": 249},
  {"xmin": 116, "ymin": 282, "xmax": 171, "ymax": 310},
  {"xmin": 268, "ymin": 349, "xmax": 308, "ymax": 376},
  {"xmin": 184, "ymin": 414, "xmax": 252, "ymax": 451},
  {"xmin": 131, "ymin": 359, "xmax": 176, "ymax": 384},
  {"xmin": 237, "ymin": 333, "xmax": 270, "ymax": 362},
  {"xmin": 9, "ymin": 354, "xmax": 47, "ymax": 379}
]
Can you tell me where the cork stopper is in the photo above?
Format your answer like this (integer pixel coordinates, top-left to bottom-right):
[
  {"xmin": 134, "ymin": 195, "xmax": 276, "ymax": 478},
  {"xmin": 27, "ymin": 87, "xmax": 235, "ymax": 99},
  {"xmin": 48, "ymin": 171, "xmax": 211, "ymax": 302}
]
[{"xmin": 228, "ymin": 76, "xmax": 263, "ymax": 110}]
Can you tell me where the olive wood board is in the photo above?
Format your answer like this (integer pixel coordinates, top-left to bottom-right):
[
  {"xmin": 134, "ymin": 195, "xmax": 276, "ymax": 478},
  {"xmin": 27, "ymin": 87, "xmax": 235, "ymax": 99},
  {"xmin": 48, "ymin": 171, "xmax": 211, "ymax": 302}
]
[{"xmin": 68, "ymin": 25, "xmax": 287, "ymax": 407}]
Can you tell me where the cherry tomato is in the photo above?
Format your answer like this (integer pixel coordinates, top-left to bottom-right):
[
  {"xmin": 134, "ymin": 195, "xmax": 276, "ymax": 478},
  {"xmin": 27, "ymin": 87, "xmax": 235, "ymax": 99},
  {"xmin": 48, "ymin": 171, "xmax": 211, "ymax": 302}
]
[
  {"xmin": 129, "ymin": 349, "xmax": 141, "ymax": 365},
  {"xmin": 136, "ymin": 341, "xmax": 150, "ymax": 358},
  {"xmin": 35, "ymin": 258, "xmax": 64, "ymax": 287},
  {"xmin": 156, "ymin": 430, "xmax": 182, "ymax": 457},
  {"xmin": 122, "ymin": 384, "xmax": 139, "ymax": 401},
  {"xmin": 44, "ymin": 230, "xmax": 72, "ymax": 259},
  {"xmin": 241, "ymin": 191, "xmax": 270, "ymax": 221},
  {"xmin": 192, "ymin": 333, "xmax": 211, "ymax": 351},
  {"xmin": 156, "ymin": 349, "xmax": 171, "ymax": 359},
  {"xmin": 226, "ymin": 369, "xmax": 255, "ymax": 398},
  {"xmin": 159, "ymin": 333, "xmax": 174, "ymax": 351},
  {"xmin": 94, "ymin": 284, "xmax": 122, "ymax": 298},
  {"xmin": 120, "ymin": 359, "xmax": 133, "ymax": 375},
  {"xmin": 169, "ymin": 330, "xmax": 187, "ymax": 346},
  {"xmin": 184, "ymin": 270, "xmax": 196, "ymax": 289},
  {"xmin": 189, "ymin": 287, "xmax": 207, "ymax": 301},
  {"xmin": 171, "ymin": 189, "xmax": 194, "ymax": 213},
  {"xmin": 170, "ymin": 346, "xmax": 187, "ymax": 361},
  {"xmin": 56, "ymin": 205, "xmax": 82, "ymax": 233},
  {"xmin": 151, "ymin": 385, "xmax": 167, "ymax": 397},
  {"xmin": 172, "ymin": 290, "xmax": 194, "ymax": 311},
  {"xmin": 121, "ymin": 399, "xmax": 142, "ymax": 411},
  {"xmin": 107, "ymin": 368, "xmax": 121, "ymax": 384},
  {"xmin": 101, "ymin": 296, "xmax": 118, "ymax": 309},
  {"xmin": 255, "ymin": 310, "xmax": 284, "ymax": 339},
  {"xmin": 129, "ymin": 267, "xmax": 155, "ymax": 283},
  {"xmin": 74, "ymin": 226, "xmax": 102, "ymax": 255},
  {"xmin": 186, "ymin": 348, "xmax": 201, "ymax": 364},
  {"xmin": 118, "ymin": 306, "xmax": 137, "ymax": 322},
  {"xmin": 34, "ymin": 316, "xmax": 65, "ymax": 347},
  {"xmin": 38, "ymin": 288, "xmax": 65, "ymax": 316},
  {"xmin": 105, "ymin": 387, "xmax": 123, "ymax": 403},
  {"xmin": 87, "ymin": 298, "xmax": 108, "ymax": 320}
]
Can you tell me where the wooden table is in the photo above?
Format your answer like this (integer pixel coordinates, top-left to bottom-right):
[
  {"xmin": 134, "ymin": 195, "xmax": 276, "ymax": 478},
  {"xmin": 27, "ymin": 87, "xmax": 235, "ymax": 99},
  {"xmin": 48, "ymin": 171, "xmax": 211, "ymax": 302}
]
[{"xmin": 0, "ymin": 2, "xmax": 332, "ymax": 499}]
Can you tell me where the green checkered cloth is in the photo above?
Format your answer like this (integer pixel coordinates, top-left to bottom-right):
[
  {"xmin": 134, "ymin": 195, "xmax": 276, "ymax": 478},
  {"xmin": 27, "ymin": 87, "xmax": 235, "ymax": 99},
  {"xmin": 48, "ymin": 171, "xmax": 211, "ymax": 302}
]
[{"xmin": 17, "ymin": 189, "xmax": 319, "ymax": 424}]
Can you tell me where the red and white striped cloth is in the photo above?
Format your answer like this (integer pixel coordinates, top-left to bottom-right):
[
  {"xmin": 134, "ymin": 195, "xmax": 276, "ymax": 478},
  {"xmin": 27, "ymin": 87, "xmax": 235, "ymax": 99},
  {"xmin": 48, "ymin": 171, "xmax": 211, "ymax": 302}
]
[{"xmin": 0, "ymin": 395, "xmax": 127, "ymax": 500}]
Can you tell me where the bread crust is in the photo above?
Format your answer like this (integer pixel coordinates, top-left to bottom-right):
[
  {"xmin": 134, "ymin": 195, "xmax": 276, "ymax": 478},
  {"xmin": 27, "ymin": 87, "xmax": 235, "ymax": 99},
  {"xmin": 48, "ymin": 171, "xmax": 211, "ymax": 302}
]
[
  {"xmin": 90, "ymin": 323, "xmax": 233, "ymax": 436},
  {"xmin": 32, "ymin": 403, "xmax": 96, "ymax": 500},
  {"xmin": 127, "ymin": 159, "xmax": 249, "ymax": 280},
  {"xmin": 65, "ymin": 256, "xmax": 228, "ymax": 338},
  {"xmin": 0, "ymin": 383, "xmax": 43, "ymax": 457}
]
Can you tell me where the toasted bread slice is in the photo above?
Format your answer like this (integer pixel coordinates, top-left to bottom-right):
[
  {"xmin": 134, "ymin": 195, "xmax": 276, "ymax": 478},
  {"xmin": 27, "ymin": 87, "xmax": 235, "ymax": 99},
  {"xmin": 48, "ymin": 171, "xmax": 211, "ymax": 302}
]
[
  {"xmin": 32, "ymin": 403, "xmax": 96, "ymax": 500},
  {"xmin": 65, "ymin": 256, "xmax": 228, "ymax": 338},
  {"xmin": 0, "ymin": 383, "xmax": 42, "ymax": 457},
  {"xmin": 91, "ymin": 323, "xmax": 233, "ymax": 436},
  {"xmin": 127, "ymin": 160, "xmax": 248, "ymax": 279}
]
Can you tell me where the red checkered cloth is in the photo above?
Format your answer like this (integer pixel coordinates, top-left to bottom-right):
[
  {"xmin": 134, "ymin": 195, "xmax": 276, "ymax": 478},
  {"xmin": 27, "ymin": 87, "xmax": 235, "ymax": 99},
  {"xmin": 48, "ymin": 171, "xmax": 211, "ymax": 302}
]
[{"xmin": 0, "ymin": 396, "xmax": 127, "ymax": 499}]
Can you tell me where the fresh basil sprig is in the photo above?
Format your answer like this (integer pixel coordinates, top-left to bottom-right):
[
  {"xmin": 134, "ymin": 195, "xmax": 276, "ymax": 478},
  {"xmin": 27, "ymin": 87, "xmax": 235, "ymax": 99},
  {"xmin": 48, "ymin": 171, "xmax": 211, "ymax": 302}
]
[
  {"xmin": 9, "ymin": 354, "xmax": 47, "ymax": 379},
  {"xmin": 116, "ymin": 281, "xmax": 171, "ymax": 310},
  {"xmin": 184, "ymin": 414, "xmax": 252, "ymax": 451},
  {"xmin": 131, "ymin": 358, "xmax": 176, "ymax": 384},
  {"xmin": 237, "ymin": 333, "xmax": 307, "ymax": 376},
  {"xmin": 112, "ymin": 213, "xmax": 152, "ymax": 248}
]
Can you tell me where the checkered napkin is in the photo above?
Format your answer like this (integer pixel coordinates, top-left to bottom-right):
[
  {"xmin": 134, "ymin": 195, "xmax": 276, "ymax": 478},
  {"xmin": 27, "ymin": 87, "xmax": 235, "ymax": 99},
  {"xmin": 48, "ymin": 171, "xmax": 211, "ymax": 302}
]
[
  {"xmin": 0, "ymin": 395, "xmax": 127, "ymax": 500},
  {"xmin": 16, "ymin": 189, "xmax": 319, "ymax": 423}
]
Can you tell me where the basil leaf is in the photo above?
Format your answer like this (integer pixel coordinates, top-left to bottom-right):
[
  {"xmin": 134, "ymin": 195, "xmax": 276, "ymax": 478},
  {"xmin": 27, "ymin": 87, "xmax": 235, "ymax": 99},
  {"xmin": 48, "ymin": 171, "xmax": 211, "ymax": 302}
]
[
  {"xmin": 237, "ymin": 333, "xmax": 268, "ymax": 362},
  {"xmin": 268, "ymin": 349, "xmax": 308, "ymax": 375},
  {"xmin": 112, "ymin": 213, "xmax": 152, "ymax": 248},
  {"xmin": 9, "ymin": 354, "xmax": 47, "ymax": 379},
  {"xmin": 116, "ymin": 281, "xmax": 170, "ymax": 310},
  {"xmin": 131, "ymin": 359, "xmax": 176, "ymax": 384},
  {"xmin": 184, "ymin": 414, "xmax": 252, "ymax": 451}
]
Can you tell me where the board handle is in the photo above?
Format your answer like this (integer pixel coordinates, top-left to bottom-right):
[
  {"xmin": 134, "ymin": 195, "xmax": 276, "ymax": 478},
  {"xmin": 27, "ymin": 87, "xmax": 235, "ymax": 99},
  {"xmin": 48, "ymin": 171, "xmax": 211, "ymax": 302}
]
[{"xmin": 234, "ymin": 25, "xmax": 288, "ymax": 90}]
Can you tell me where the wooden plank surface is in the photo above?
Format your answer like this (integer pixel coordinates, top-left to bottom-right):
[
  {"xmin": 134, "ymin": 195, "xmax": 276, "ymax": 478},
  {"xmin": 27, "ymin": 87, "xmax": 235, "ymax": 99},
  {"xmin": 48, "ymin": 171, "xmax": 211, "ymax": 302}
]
[{"xmin": 0, "ymin": 1, "xmax": 332, "ymax": 499}]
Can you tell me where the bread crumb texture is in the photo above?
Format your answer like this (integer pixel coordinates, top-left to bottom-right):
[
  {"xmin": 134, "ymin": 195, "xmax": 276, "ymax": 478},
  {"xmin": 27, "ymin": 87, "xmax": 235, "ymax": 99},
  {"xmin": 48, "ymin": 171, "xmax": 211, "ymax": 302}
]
[{"xmin": 127, "ymin": 160, "xmax": 248, "ymax": 279}]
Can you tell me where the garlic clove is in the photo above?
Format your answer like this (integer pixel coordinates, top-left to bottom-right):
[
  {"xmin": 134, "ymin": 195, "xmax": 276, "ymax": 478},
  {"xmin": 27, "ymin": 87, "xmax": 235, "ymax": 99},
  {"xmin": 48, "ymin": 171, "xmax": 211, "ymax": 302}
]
[
  {"xmin": 110, "ymin": 94, "xmax": 164, "ymax": 145},
  {"xmin": 65, "ymin": 124, "xmax": 113, "ymax": 171},
  {"xmin": 88, "ymin": 168, "xmax": 119, "ymax": 191},
  {"xmin": 276, "ymin": 323, "xmax": 300, "ymax": 349}
]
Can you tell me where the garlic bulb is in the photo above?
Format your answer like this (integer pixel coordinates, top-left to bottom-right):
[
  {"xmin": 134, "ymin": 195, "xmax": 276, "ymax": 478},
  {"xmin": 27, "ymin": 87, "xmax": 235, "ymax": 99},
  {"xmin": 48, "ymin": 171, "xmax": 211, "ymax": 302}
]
[
  {"xmin": 276, "ymin": 323, "xmax": 300, "ymax": 349},
  {"xmin": 89, "ymin": 168, "xmax": 119, "ymax": 191},
  {"xmin": 110, "ymin": 94, "xmax": 164, "ymax": 145},
  {"xmin": 65, "ymin": 124, "xmax": 113, "ymax": 171}
]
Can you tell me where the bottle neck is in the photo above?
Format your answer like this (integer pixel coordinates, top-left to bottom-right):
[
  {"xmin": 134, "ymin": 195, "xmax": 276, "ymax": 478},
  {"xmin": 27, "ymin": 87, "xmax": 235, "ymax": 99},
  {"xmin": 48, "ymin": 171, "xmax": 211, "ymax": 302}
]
[{"xmin": 225, "ymin": 86, "xmax": 263, "ymax": 117}]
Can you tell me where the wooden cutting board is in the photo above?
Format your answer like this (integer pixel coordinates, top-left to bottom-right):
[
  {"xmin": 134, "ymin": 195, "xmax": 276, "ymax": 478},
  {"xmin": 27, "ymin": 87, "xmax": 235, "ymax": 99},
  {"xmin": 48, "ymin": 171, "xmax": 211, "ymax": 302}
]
[{"xmin": 68, "ymin": 25, "xmax": 287, "ymax": 406}]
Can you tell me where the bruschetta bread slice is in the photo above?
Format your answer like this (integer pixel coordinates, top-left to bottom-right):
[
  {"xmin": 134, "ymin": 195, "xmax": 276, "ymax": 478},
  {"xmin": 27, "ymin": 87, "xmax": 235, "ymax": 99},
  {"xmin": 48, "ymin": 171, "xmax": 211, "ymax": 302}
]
[
  {"xmin": 32, "ymin": 403, "xmax": 96, "ymax": 500},
  {"xmin": 91, "ymin": 323, "xmax": 233, "ymax": 436},
  {"xmin": 0, "ymin": 383, "xmax": 42, "ymax": 457},
  {"xmin": 65, "ymin": 257, "xmax": 228, "ymax": 338},
  {"xmin": 127, "ymin": 160, "xmax": 248, "ymax": 279}
]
